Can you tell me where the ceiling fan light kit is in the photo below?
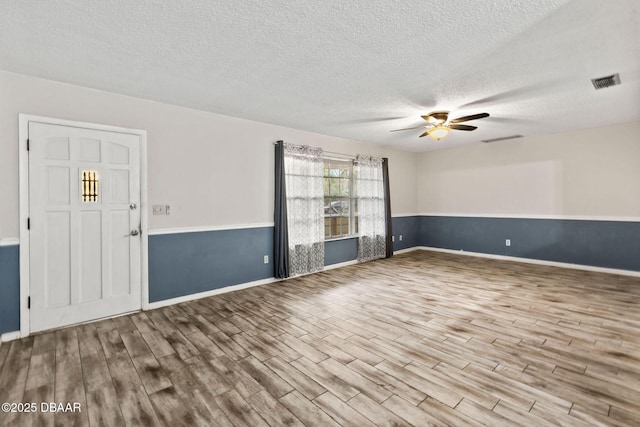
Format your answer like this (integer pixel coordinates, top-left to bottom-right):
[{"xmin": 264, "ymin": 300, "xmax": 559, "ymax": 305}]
[{"xmin": 427, "ymin": 125, "xmax": 450, "ymax": 140}]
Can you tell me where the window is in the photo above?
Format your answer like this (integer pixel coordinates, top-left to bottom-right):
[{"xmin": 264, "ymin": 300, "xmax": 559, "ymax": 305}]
[
  {"xmin": 323, "ymin": 159, "xmax": 358, "ymax": 239},
  {"xmin": 81, "ymin": 170, "xmax": 99, "ymax": 202}
]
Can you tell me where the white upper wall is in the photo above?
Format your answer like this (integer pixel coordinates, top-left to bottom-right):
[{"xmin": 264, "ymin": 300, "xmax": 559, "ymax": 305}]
[
  {"xmin": 0, "ymin": 71, "xmax": 417, "ymax": 238},
  {"xmin": 417, "ymin": 121, "xmax": 640, "ymax": 219}
]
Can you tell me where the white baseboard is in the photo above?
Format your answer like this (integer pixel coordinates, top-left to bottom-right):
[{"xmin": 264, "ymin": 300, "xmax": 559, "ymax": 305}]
[
  {"xmin": 394, "ymin": 247, "xmax": 420, "ymax": 255},
  {"xmin": 1, "ymin": 331, "xmax": 21, "ymax": 343},
  {"xmin": 416, "ymin": 246, "xmax": 640, "ymax": 277},
  {"xmin": 324, "ymin": 259, "xmax": 359, "ymax": 271},
  {"xmin": 146, "ymin": 277, "xmax": 279, "ymax": 310}
]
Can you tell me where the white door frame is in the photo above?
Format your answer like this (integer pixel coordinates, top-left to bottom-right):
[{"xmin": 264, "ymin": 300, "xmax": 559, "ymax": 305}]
[{"xmin": 18, "ymin": 114, "xmax": 149, "ymax": 337}]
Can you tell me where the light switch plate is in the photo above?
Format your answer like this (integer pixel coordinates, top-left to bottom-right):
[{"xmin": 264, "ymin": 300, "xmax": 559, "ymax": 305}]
[{"xmin": 153, "ymin": 205, "xmax": 166, "ymax": 215}]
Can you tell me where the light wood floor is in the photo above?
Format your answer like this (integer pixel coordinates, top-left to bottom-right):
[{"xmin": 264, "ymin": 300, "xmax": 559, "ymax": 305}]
[{"xmin": 1, "ymin": 250, "xmax": 639, "ymax": 426}]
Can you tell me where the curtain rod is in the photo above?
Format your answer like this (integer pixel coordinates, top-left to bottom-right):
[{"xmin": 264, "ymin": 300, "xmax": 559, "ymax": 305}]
[{"xmin": 274, "ymin": 141, "xmax": 363, "ymax": 161}]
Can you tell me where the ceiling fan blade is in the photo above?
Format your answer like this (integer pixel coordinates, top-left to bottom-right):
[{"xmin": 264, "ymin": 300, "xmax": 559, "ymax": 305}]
[
  {"xmin": 449, "ymin": 124, "xmax": 477, "ymax": 131},
  {"xmin": 419, "ymin": 130, "xmax": 431, "ymax": 138},
  {"xmin": 450, "ymin": 112, "xmax": 490, "ymax": 123},
  {"xmin": 390, "ymin": 124, "xmax": 431, "ymax": 132},
  {"xmin": 421, "ymin": 111, "xmax": 449, "ymax": 124}
]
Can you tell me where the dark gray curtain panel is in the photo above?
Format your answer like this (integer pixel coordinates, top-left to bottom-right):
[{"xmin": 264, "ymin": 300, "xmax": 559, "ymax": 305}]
[
  {"xmin": 382, "ymin": 158, "xmax": 393, "ymax": 258},
  {"xmin": 274, "ymin": 140, "xmax": 290, "ymax": 278}
]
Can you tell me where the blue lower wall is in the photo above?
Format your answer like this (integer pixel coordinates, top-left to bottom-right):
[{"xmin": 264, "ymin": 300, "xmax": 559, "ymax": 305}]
[
  {"xmin": 325, "ymin": 237, "xmax": 358, "ymax": 265},
  {"xmin": 0, "ymin": 244, "xmax": 20, "ymax": 334},
  {"xmin": 419, "ymin": 216, "xmax": 640, "ymax": 271},
  {"xmin": 148, "ymin": 227, "xmax": 274, "ymax": 302},
  {"xmin": 391, "ymin": 216, "xmax": 419, "ymax": 251}
]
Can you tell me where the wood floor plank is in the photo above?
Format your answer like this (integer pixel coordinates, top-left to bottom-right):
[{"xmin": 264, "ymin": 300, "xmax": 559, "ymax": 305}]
[
  {"xmin": 130, "ymin": 312, "xmax": 157, "ymax": 333},
  {"xmin": 117, "ymin": 386, "xmax": 161, "ymax": 426},
  {"xmin": 0, "ymin": 340, "xmax": 33, "ymax": 424},
  {"xmin": 106, "ymin": 353, "xmax": 144, "ymax": 395},
  {"xmin": 24, "ymin": 351, "xmax": 55, "ymax": 391},
  {"xmin": 76, "ymin": 324, "xmax": 102, "ymax": 357},
  {"xmin": 279, "ymin": 332, "xmax": 329, "ymax": 363},
  {"xmin": 164, "ymin": 330, "xmax": 200, "ymax": 360},
  {"xmin": 86, "ymin": 382, "xmax": 125, "ymax": 427},
  {"xmin": 347, "ymin": 393, "xmax": 408, "ymax": 427},
  {"xmin": 21, "ymin": 383, "xmax": 54, "ymax": 427},
  {"xmin": 141, "ymin": 330, "xmax": 176, "ymax": 359},
  {"xmin": 54, "ymin": 351, "xmax": 83, "ymax": 396},
  {"xmin": 381, "ymin": 394, "xmax": 445, "ymax": 427},
  {"xmin": 132, "ymin": 352, "xmax": 173, "ymax": 394},
  {"xmin": 280, "ymin": 390, "xmax": 341, "ymax": 427},
  {"xmin": 418, "ymin": 397, "xmax": 484, "ymax": 427},
  {"xmin": 313, "ymin": 391, "xmax": 378, "ymax": 427},
  {"xmin": 31, "ymin": 331, "xmax": 56, "ymax": 356},
  {"xmin": 54, "ymin": 381, "xmax": 89, "ymax": 427},
  {"xmin": 185, "ymin": 356, "xmax": 230, "ymax": 396},
  {"xmin": 299, "ymin": 333, "xmax": 356, "ymax": 364},
  {"xmin": 246, "ymin": 389, "xmax": 305, "ymax": 427},
  {"xmin": 148, "ymin": 386, "xmax": 200, "ymax": 426},
  {"xmin": 319, "ymin": 357, "xmax": 393, "ymax": 403},
  {"xmin": 376, "ymin": 360, "xmax": 463, "ymax": 408},
  {"xmin": 264, "ymin": 356, "xmax": 327, "ymax": 400},
  {"xmin": 290, "ymin": 356, "xmax": 360, "ymax": 402},
  {"xmin": 98, "ymin": 329, "xmax": 127, "ymax": 358},
  {"xmin": 121, "ymin": 330, "xmax": 152, "ymax": 358},
  {"xmin": 209, "ymin": 330, "xmax": 250, "ymax": 360},
  {"xmin": 208, "ymin": 355, "xmax": 264, "ymax": 398},
  {"xmin": 347, "ymin": 359, "xmax": 427, "ymax": 406},
  {"xmin": 237, "ymin": 355, "xmax": 294, "ymax": 398},
  {"xmin": 213, "ymin": 388, "xmax": 270, "ymax": 427},
  {"xmin": 80, "ymin": 351, "xmax": 111, "ymax": 392},
  {"xmin": 231, "ymin": 332, "xmax": 274, "ymax": 361},
  {"xmin": 184, "ymin": 329, "xmax": 226, "ymax": 358},
  {"xmin": 113, "ymin": 315, "xmax": 137, "ymax": 334}
]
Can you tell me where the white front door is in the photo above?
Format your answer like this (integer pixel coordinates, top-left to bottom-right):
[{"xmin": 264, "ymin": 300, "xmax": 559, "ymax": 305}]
[{"xmin": 28, "ymin": 121, "xmax": 141, "ymax": 333}]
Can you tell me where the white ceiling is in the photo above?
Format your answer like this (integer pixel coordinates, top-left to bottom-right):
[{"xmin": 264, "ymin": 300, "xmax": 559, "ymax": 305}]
[{"xmin": 1, "ymin": 0, "xmax": 639, "ymax": 152}]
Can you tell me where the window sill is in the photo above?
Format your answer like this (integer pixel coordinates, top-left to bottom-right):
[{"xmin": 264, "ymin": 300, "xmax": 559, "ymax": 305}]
[{"xmin": 325, "ymin": 235, "xmax": 359, "ymax": 242}]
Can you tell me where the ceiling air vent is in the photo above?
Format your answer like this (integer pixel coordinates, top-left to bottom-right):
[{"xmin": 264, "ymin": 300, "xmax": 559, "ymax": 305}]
[
  {"xmin": 591, "ymin": 73, "xmax": 621, "ymax": 90},
  {"xmin": 482, "ymin": 135, "xmax": 523, "ymax": 143}
]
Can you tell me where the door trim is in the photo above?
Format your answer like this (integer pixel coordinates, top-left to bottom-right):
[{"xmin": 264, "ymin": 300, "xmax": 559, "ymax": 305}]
[{"xmin": 18, "ymin": 114, "xmax": 149, "ymax": 337}]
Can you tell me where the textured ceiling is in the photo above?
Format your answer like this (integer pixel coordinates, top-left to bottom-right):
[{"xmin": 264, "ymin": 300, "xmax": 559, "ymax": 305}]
[{"xmin": 1, "ymin": 0, "xmax": 639, "ymax": 152}]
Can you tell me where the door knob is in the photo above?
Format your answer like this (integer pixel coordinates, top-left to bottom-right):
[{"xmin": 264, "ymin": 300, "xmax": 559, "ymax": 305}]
[
  {"xmin": 130, "ymin": 230, "xmax": 139, "ymax": 236},
  {"xmin": 130, "ymin": 203, "xmax": 137, "ymax": 210}
]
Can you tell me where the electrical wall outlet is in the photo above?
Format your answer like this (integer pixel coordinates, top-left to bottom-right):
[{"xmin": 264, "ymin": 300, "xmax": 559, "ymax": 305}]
[
  {"xmin": 392, "ymin": 236, "xmax": 395, "ymax": 242},
  {"xmin": 399, "ymin": 235, "xmax": 403, "ymax": 241},
  {"xmin": 165, "ymin": 205, "xmax": 171, "ymax": 215},
  {"xmin": 264, "ymin": 255, "xmax": 269, "ymax": 264},
  {"xmin": 506, "ymin": 239, "xmax": 511, "ymax": 247}
]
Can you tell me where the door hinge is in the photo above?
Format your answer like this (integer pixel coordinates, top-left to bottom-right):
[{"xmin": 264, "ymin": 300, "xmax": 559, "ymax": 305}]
[
  {"xmin": 27, "ymin": 139, "xmax": 30, "ymax": 151},
  {"xmin": 28, "ymin": 296, "xmax": 31, "ymax": 309},
  {"xmin": 27, "ymin": 217, "xmax": 30, "ymax": 230}
]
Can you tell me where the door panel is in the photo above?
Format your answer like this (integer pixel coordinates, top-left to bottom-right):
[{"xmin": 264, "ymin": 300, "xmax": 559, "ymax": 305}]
[
  {"xmin": 45, "ymin": 211, "xmax": 71, "ymax": 308},
  {"xmin": 79, "ymin": 210, "xmax": 102, "ymax": 303},
  {"xmin": 29, "ymin": 121, "xmax": 141, "ymax": 333}
]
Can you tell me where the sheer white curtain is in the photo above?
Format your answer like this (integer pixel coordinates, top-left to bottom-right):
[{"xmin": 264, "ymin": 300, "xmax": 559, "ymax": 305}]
[
  {"xmin": 284, "ymin": 145, "xmax": 325, "ymax": 275},
  {"xmin": 355, "ymin": 155, "xmax": 386, "ymax": 262}
]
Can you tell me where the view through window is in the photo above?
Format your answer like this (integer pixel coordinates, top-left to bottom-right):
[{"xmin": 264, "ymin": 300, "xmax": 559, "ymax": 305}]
[{"xmin": 323, "ymin": 159, "xmax": 358, "ymax": 239}]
